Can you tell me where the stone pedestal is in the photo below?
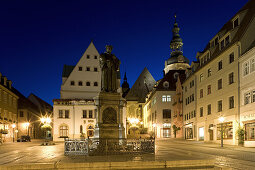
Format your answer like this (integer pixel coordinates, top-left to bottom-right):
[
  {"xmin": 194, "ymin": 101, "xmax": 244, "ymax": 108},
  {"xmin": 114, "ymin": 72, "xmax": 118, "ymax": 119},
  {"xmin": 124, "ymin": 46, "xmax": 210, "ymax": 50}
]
[{"xmin": 94, "ymin": 92, "xmax": 126, "ymax": 139}]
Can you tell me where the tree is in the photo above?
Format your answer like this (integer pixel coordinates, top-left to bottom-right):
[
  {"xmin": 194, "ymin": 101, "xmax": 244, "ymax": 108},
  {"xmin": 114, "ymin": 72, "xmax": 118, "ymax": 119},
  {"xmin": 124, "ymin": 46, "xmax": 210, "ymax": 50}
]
[
  {"xmin": 236, "ymin": 125, "xmax": 245, "ymax": 145},
  {"xmin": 172, "ymin": 125, "xmax": 180, "ymax": 138}
]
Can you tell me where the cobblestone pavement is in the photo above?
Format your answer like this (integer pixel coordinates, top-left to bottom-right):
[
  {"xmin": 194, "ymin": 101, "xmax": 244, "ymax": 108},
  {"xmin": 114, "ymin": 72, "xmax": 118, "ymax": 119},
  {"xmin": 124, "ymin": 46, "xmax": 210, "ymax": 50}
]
[{"xmin": 0, "ymin": 139, "xmax": 255, "ymax": 169}]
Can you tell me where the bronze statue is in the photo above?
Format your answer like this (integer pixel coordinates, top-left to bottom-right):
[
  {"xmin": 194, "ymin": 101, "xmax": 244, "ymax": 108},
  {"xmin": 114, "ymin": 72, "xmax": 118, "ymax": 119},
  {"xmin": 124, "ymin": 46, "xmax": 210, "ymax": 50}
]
[{"xmin": 100, "ymin": 45, "xmax": 120, "ymax": 92}]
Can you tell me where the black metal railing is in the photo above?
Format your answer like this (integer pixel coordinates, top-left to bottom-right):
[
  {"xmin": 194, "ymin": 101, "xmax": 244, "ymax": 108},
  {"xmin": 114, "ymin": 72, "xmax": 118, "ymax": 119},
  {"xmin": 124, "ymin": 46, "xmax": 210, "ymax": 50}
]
[{"xmin": 64, "ymin": 138, "xmax": 155, "ymax": 156}]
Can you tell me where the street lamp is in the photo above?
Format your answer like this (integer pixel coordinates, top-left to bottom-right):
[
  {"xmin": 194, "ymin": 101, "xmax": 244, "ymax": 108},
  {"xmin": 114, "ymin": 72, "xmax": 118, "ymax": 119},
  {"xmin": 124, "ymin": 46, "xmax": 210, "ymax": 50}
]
[
  {"xmin": 24, "ymin": 122, "xmax": 30, "ymax": 136},
  {"xmin": 11, "ymin": 124, "xmax": 16, "ymax": 142},
  {"xmin": 40, "ymin": 116, "xmax": 52, "ymax": 140},
  {"xmin": 219, "ymin": 117, "xmax": 225, "ymax": 147}
]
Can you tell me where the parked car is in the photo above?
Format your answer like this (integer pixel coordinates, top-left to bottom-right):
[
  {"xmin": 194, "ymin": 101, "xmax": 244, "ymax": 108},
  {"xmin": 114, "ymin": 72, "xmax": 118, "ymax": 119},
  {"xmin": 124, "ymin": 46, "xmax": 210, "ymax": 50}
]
[{"xmin": 17, "ymin": 136, "xmax": 31, "ymax": 142}]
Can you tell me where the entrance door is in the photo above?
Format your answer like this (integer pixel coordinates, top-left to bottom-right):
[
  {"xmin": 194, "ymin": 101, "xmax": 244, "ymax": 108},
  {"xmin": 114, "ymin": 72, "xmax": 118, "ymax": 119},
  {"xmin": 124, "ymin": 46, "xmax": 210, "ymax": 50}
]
[{"xmin": 209, "ymin": 130, "xmax": 213, "ymax": 140}]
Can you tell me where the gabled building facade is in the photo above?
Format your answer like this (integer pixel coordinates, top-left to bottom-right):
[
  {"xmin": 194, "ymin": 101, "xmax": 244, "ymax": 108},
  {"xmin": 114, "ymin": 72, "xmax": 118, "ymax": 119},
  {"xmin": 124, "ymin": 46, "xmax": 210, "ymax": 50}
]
[{"xmin": 53, "ymin": 42, "xmax": 101, "ymax": 141}]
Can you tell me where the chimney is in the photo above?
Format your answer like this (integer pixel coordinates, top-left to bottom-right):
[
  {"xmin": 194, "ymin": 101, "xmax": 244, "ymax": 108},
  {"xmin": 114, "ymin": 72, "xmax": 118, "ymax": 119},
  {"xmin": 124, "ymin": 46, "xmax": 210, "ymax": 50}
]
[
  {"xmin": 8, "ymin": 80, "xmax": 12, "ymax": 89},
  {"xmin": 3, "ymin": 77, "xmax": 7, "ymax": 86}
]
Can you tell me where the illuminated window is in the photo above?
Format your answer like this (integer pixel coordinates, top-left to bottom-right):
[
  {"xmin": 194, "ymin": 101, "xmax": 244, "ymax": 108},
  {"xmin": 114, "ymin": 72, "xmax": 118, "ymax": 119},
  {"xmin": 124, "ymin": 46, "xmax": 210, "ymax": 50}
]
[
  {"xmin": 245, "ymin": 123, "xmax": 255, "ymax": 140},
  {"xmin": 162, "ymin": 95, "xmax": 167, "ymax": 102},
  {"xmin": 60, "ymin": 125, "xmax": 68, "ymax": 137},
  {"xmin": 166, "ymin": 95, "xmax": 171, "ymax": 102},
  {"xmin": 217, "ymin": 122, "xmax": 233, "ymax": 139}
]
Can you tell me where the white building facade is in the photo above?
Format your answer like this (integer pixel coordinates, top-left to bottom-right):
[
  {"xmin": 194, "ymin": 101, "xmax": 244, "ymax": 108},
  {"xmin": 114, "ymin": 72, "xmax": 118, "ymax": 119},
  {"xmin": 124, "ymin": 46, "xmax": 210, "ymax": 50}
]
[{"xmin": 53, "ymin": 42, "xmax": 101, "ymax": 141}]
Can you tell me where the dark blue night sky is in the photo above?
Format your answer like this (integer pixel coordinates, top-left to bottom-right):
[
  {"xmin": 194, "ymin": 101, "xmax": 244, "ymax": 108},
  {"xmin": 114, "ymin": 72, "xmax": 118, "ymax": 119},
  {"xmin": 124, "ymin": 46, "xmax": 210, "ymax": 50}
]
[{"xmin": 0, "ymin": 0, "xmax": 249, "ymax": 105}]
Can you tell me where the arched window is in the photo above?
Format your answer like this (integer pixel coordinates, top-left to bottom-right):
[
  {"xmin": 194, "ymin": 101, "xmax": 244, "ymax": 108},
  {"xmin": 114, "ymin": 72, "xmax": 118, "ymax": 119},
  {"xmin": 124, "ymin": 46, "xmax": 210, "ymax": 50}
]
[
  {"xmin": 59, "ymin": 125, "xmax": 68, "ymax": 137},
  {"xmin": 86, "ymin": 82, "xmax": 90, "ymax": 86},
  {"xmin": 78, "ymin": 81, "xmax": 83, "ymax": 86}
]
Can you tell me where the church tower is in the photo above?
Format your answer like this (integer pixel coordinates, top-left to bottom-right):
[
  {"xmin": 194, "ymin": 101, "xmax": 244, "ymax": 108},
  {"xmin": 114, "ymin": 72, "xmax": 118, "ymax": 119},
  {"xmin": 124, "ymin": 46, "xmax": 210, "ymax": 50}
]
[
  {"xmin": 121, "ymin": 72, "xmax": 130, "ymax": 98},
  {"xmin": 164, "ymin": 15, "xmax": 190, "ymax": 74}
]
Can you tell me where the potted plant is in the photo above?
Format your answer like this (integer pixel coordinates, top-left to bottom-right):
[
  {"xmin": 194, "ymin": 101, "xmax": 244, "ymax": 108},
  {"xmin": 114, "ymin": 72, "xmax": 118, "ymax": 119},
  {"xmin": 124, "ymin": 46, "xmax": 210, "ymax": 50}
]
[{"xmin": 236, "ymin": 126, "xmax": 245, "ymax": 146}]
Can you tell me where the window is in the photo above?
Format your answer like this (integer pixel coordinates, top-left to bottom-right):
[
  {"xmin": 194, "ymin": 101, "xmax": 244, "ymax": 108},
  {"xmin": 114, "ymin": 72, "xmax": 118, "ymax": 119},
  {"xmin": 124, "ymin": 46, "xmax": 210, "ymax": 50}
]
[
  {"xmin": 65, "ymin": 110, "xmax": 69, "ymax": 118},
  {"xmin": 245, "ymin": 123, "xmax": 255, "ymax": 140},
  {"xmin": 200, "ymin": 107, "xmax": 203, "ymax": 117},
  {"xmin": 244, "ymin": 92, "xmax": 251, "ymax": 105},
  {"xmin": 218, "ymin": 61, "xmax": 223, "ymax": 70},
  {"xmin": 218, "ymin": 79, "xmax": 222, "ymax": 90},
  {"xmin": 200, "ymin": 89, "xmax": 203, "ymax": 98},
  {"xmin": 207, "ymin": 85, "xmax": 211, "ymax": 95},
  {"xmin": 229, "ymin": 53, "xmax": 234, "ymax": 63},
  {"xmin": 87, "ymin": 55, "xmax": 90, "ymax": 59},
  {"xmin": 162, "ymin": 95, "xmax": 167, "ymax": 102},
  {"xmin": 251, "ymin": 58, "xmax": 255, "ymax": 73},
  {"xmin": 225, "ymin": 36, "xmax": 230, "ymax": 46},
  {"xmin": 94, "ymin": 82, "xmax": 98, "ymax": 86},
  {"xmin": 218, "ymin": 100, "xmax": 222, "ymax": 112},
  {"xmin": 217, "ymin": 122, "xmax": 233, "ymax": 139},
  {"xmin": 163, "ymin": 109, "xmax": 171, "ymax": 119},
  {"xmin": 194, "ymin": 110, "xmax": 196, "ymax": 117},
  {"xmin": 208, "ymin": 68, "xmax": 211, "ymax": 77},
  {"xmin": 20, "ymin": 111, "xmax": 24, "ymax": 117},
  {"xmin": 220, "ymin": 39, "xmax": 225, "ymax": 49},
  {"xmin": 78, "ymin": 81, "xmax": 83, "ymax": 86},
  {"xmin": 207, "ymin": 104, "xmax": 211, "ymax": 115},
  {"xmin": 86, "ymin": 82, "xmax": 90, "ymax": 86},
  {"xmin": 59, "ymin": 110, "xmax": 63, "ymax": 118},
  {"xmin": 215, "ymin": 37, "xmax": 219, "ymax": 46},
  {"xmin": 80, "ymin": 125, "xmax": 83, "ymax": 133},
  {"xmin": 185, "ymin": 86, "xmax": 187, "ymax": 92},
  {"xmin": 253, "ymin": 90, "xmax": 255, "ymax": 103},
  {"xmin": 166, "ymin": 95, "xmax": 171, "ymax": 102},
  {"xmin": 83, "ymin": 110, "xmax": 87, "ymax": 118},
  {"xmin": 244, "ymin": 62, "xmax": 249, "ymax": 76},
  {"xmin": 60, "ymin": 125, "xmax": 68, "ymax": 137},
  {"xmin": 229, "ymin": 72, "xmax": 234, "ymax": 84},
  {"xmin": 89, "ymin": 110, "xmax": 93, "ymax": 118},
  {"xmin": 229, "ymin": 96, "xmax": 234, "ymax": 109},
  {"xmin": 86, "ymin": 67, "xmax": 90, "ymax": 71},
  {"xmin": 78, "ymin": 67, "xmax": 82, "ymax": 71},
  {"xmin": 233, "ymin": 18, "xmax": 239, "ymax": 28},
  {"xmin": 94, "ymin": 67, "xmax": 98, "ymax": 72},
  {"xmin": 70, "ymin": 81, "xmax": 75, "ymax": 86},
  {"xmin": 94, "ymin": 55, "xmax": 97, "ymax": 59},
  {"xmin": 200, "ymin": 73, "xmax": 203, "ymax": 82}
]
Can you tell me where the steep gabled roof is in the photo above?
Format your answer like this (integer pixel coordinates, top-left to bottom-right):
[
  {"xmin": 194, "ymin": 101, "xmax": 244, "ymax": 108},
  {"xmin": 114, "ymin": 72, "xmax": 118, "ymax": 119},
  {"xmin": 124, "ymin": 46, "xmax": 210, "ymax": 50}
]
[
  {"xmin": 156, "ymin": 70, "xmax": 186, "ymax": 91},
  {"xmin": 125, "ymin": 67, "xmax": 156, "ymax": 103}
]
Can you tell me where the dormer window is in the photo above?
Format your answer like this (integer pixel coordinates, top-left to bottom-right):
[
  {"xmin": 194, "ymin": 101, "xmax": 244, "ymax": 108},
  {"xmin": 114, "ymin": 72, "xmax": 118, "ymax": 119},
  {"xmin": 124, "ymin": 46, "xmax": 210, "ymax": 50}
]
[
  {"xmin": 70, "ymin": 81, "xmax": 75, "ymax": 86},
  {"xmin": 220, "ymin": 39, "xmax": 225, "ymax": 49},
  {"xmin": 233, "ymin": 17, "xmax": 239, "ymax": 28},
  {"xmin": 86, "ymin": 67, "xmax": 90, "ymax": 71},
  {"xmin": 78, "ymin": 67, "xmax": 82, "ymax": 71},
  {"xmin": 78, "ymin": 81, "xmax": 83, "ymax": 86},
  {"xmin": 225, "ymin": 36, "xmax": 230, "ymax": 46},
  {"xmin": 215, "ymin": 37, "xmax": 219, "ymax": 46}
]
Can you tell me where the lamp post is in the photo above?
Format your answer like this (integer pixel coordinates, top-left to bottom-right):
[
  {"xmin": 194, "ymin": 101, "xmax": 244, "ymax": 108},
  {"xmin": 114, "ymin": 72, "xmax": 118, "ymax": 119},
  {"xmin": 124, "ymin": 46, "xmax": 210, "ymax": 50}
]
[
  {"xmin": 11, "ymin": 124, "xmax": 16, "ymax": 142},
  {"xmin": 40, "ymin": 116, "xmax": 52, "ymax": 140},
  {"xmin": 219, "ymin": 117, "xmax": 225, "ymax": 147},
  {"xmin": 24, "ymin": 122, "xmax": 30, "ymax": 136}
]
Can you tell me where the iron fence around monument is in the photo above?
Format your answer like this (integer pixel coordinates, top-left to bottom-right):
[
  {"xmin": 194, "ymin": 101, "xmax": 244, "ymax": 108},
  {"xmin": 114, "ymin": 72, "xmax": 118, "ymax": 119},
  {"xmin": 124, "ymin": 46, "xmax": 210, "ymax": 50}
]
[{"xmin": 64, "ymin": 138, "xmax": 155, "ymax": 156}]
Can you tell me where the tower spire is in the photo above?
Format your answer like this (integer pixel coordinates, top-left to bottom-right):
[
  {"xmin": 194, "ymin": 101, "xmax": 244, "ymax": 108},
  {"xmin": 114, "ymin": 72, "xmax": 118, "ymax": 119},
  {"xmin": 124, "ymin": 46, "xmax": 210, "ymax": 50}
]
[{"xmin": 170, "ymin": 14, "xmax": 183, "ymax": 57}]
